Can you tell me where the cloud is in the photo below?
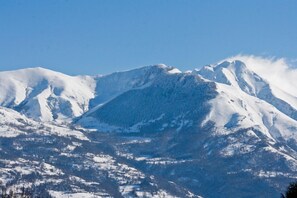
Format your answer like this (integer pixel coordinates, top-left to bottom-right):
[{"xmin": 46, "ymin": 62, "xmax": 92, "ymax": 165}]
[{"xmin": 223, "ymin": 54, "xmax": 297, "ymax": 97}]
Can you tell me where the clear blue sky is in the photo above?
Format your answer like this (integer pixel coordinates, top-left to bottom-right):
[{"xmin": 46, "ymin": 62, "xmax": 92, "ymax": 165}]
[{"xmin": 0, "ymin": 0, "xmax": 296, "ymax": 75}]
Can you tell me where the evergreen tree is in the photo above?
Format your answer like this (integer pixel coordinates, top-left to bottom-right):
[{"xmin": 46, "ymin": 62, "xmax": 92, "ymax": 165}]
[{"xmin": 282, "ymin": 181, "xmax": 297, "ymax": 198}]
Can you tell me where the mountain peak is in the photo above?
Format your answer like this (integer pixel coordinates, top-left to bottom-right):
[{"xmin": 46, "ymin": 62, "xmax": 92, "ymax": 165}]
[
  {"xmin": 0, "ymin": 66, "xmax": 72, "ymax": 82},
  {"xmin": 139, "ymin": 64, "xmax": 180, "ymax": 74},
  {"xmin": 154, "ymin": 63, "xmax": 168, "ymax": 68},
  {"xmin": 1, "ymin": 59, "xmax": 297, "ymax": 197},
  {"xmin": 213, "ymin": 60, "xmax": 247, "ymax": 70},
  {"xmin": 0, "ymin": 66, "xmax": 96, "ymax": 121}
]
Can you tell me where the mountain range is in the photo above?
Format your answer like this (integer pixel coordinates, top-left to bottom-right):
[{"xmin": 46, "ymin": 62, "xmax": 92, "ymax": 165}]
[{"xmin": 0, "ymin": 56, "xmax": 297, "ymax": 197}]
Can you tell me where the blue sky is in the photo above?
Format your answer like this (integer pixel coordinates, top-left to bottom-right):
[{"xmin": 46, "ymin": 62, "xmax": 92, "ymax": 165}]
[{"xmin": 0, "ymin": 0, "xmax": 296, "ymax": 75}]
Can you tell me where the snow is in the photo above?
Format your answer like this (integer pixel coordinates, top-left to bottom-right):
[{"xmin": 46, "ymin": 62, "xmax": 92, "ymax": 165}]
[
  {"xmin": 168, "ymin": 68, "xmax": 182, "ymax": 74},
  {"xmin": 1, "ymin": 60, "xmax": 297, "ymax": 197},
  {"xmin": 225, "ymin": 55, "xmax": 297, "ymax": 110},
  {"xmin": 0, "ymin": 67, "xmax": 96, "ymax": 122},
  {"xmin": 89, "ymin": 153, "xmax": 179, "ymax": 197},
  {"xmin": 199, "ymin": 60, "xmax": 297, "ymax": 142},
  {"xmin": 0, "ymin": 106, "xmax": 89, "ymax": 140},
  {"xmin": 49, "ymin": 191, "xmax": 109, "ymax": 198},
  {"xmin": 220, "ymin": 142, "xmax": 256, "ymax": 157}
]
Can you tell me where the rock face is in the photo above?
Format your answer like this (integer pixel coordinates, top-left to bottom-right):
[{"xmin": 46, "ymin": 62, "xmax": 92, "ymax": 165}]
[{"xmin": 0, "ymin": 57, "xmax": 297, "ymax": 197}]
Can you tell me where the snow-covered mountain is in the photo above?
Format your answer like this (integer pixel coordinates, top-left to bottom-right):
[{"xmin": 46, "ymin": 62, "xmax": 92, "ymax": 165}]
[
  {"xmin": 89, "ymin": 64, "xmax": 181, "ymax": 109},
  {"xmin": 0, "ymin": 67, "xmax": 95, "ymax": 122},
  {"xmin": 1, "ymin": 56, "xmax": 297, "ymax": 197},
  {"xmin": 196, "ymin": 60, "xmax": 297, "ymax": 141},
  {"xmin": 78, "ymin": 68, "xmax": 216, "ymax": 132}
]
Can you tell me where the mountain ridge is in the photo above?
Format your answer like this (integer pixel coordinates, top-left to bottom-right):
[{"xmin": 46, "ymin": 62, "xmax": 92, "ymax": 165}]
[{"xmin": 1, "ymin": 56, "xmax": 297, "ymax": 197}]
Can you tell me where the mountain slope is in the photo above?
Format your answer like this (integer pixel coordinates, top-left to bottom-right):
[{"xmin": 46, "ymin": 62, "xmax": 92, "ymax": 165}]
[
  {"xmin": 0, "ymin": 106, "xmax": 88, "ymax": 140},
  {"xmin": 79, "ymin": 72, "xmax": 217, "ymax": 132},
  {"xmin": 0, "ymin": 109, "xmax": 199, "ymax": 197},
  {"xmin": 196, "ymin": 60, "xmax": 297, "ymax": 141},
  {"xmin": 1, "ymin": 58, "xmax": 297, "ymax": 197},
  {"xmin": 89, "ymin": 64, "xmax": 180, "ymax": 109},
  {"xmin": 75, "ymin": 59, "xmax": 297, "ymax": 197},
  {"xmin": 0, "ymin": 67, "xmax": 96, "ymax": 122}
]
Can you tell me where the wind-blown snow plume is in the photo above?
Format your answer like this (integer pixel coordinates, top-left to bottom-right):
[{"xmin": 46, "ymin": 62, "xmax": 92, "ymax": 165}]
[{"xmin": 225, "ymin": 55, "xmax": 297, "ymax": 97}]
